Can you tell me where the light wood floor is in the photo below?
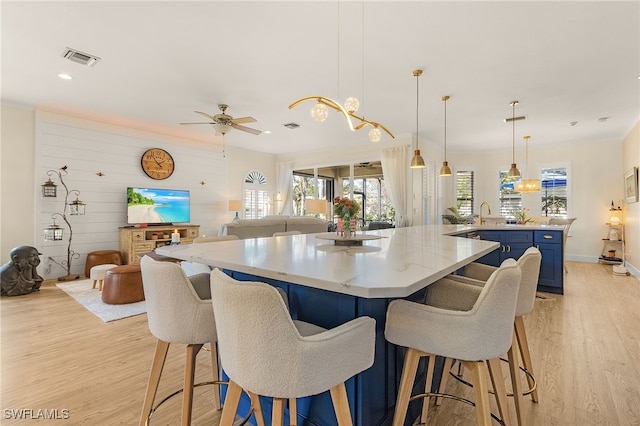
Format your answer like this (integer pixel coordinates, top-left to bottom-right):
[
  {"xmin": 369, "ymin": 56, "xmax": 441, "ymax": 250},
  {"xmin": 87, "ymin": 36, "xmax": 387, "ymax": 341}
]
[{"xmin": 1, "ymin": 262, "xmax": 639, "ymax": 425}]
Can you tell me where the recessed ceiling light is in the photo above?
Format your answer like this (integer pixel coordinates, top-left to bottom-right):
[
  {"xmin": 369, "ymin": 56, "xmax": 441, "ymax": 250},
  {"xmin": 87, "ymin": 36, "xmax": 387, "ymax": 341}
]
[
  {"xmin": 569, "ymin": 121, "xmax": 578, "ymax": 126},
  {"xmin": 598, "ymin": 117, "xmax": 609, "ymax": 123},
  {"xmin": 263, "ymin": 130, "xmax": 272, "ymax": 134},
  {"xmin": 58, "ymin": 73, "xmax": 73, "ymax": 80}
]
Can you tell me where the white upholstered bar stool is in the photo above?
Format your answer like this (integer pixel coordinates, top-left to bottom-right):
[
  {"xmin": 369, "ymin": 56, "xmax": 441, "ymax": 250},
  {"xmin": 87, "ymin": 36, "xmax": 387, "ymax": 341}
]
[
  {"xmin": 139, "ymin": 256, "xmax": 221, "ymax": 426},
  {"xmin": 385, "ymin": 259, "xmax": 521, "ymax": 426},
  {"xmin": 210, "ymin": 268, "xmax": 376, "ymax": 426},
  {"xmin": 431, "ymin": 247, "xmax": 542, "ymax": 425}
]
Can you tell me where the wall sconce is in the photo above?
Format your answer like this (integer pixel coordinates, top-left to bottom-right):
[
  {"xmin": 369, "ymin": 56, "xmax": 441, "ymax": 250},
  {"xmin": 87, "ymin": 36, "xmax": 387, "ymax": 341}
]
[{"xmin": 228, "ymin": 200, "xmax": 242, "ymax": 222}]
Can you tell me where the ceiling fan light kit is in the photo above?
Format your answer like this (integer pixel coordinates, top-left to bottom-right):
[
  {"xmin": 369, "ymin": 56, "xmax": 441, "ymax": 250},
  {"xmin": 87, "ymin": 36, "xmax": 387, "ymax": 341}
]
[{"xmin": 180, "ymin": 104, "xmax": 261, "ymax": 136}]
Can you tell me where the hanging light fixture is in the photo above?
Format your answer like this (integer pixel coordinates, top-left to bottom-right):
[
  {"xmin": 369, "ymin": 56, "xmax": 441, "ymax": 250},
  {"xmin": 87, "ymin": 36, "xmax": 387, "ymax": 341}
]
[
  {"xmin": 289, "ymin": 1, "xmax": 393, "ymax": 142},
  {"xmin": 410, "ymin": 69, "xmax": 426, "ymax": 169},
  {"xmin": 44, "ymin": 218, "xmax": 64, "ymax": 241},
  {"xmin": 507, "ymin": 100, "xmax": 521, "ymax": 179},
  {"xmin": 68, "ymin": 194, "xmax": 86, "ymax": 215},
  {"xmin": 515, "ymin": 135, "xmax": 541, "ymax": 193},
  {"xmin": 41, "ymin": 177, "xmax": 58, "ymax": 197},
  {"xmin": 439, "ymin": 95, "xmax": 452, "ymax": 176}
]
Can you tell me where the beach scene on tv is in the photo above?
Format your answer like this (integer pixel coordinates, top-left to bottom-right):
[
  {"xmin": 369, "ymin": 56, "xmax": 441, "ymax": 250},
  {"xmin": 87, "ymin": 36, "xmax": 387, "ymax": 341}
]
[{"xmin": 127, "ymin": 187, "xmax": 190, "ymax": 224}]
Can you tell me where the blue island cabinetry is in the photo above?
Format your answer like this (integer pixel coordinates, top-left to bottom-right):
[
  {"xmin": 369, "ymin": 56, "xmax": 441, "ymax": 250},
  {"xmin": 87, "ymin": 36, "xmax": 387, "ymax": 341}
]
[{"xmin": 473, "ymin": 229, "xmax": 564, "ymax": 294}]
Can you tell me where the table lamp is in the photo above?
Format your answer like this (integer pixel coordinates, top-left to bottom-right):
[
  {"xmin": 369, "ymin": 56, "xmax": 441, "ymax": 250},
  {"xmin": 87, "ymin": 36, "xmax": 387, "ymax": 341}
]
[{"xmin": 228, "ymin": 200, "xmax": 242, "ymax": 222}]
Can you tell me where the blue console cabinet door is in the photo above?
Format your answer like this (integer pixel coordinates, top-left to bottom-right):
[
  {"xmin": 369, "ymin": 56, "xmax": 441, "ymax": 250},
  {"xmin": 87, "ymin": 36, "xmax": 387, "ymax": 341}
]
[{"xmin": 535, "ymin": 230, "xmax": 564, "ymax": 294}]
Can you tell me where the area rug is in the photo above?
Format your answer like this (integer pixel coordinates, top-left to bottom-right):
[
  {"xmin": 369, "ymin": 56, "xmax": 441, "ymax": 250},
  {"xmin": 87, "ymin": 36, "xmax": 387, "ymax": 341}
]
[{"xmin": 57, "ymin": 279, "xmax": 146, "ymax": 322}]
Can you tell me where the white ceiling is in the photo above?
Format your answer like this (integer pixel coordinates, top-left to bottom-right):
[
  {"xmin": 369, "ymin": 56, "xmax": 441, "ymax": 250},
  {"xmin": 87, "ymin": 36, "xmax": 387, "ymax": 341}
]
[{"xmin": 2, "ymin": 1, "xmax": 639, "ymax": 156}]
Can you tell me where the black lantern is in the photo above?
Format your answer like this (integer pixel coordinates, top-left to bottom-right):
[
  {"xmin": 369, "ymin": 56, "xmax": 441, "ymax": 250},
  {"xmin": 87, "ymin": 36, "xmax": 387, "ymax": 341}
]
[
  {"xmin": 44, "ymin": 221, "xmax": 64, "ymax": 241},
  {"xmin": 68, "ymin": 196, "xmax": 86, "ymax": 215},
  {"xmin": 42, "ymin": 178, "xmax": 58, "ymax": 197}
]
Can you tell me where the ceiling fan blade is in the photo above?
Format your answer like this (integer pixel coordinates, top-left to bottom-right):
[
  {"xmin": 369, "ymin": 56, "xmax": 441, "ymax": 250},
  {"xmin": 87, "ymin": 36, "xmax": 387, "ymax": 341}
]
[
  {"xmin": 180, "ymin": 121, "xmax": 214, "ymax": 125},
  {"xmin": 194, "ymin": 111, "xmax": 218, "ymax": 121},
  {"xmin": 231, "ymin": 116, "xmax": 257, "ymax": 124},
  {"xmin": 232, "ymin": 123, "xmax": 262, "ymax": 135}
]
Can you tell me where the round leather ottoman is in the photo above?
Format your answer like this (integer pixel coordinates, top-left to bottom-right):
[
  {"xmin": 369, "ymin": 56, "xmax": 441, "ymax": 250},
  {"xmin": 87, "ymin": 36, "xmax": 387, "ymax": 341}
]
[
  {"xmin": 102, "ymin": 264, "xmax": 145, "ymax": 305},
  {"xmin": 85, "ymin": 250, "xmax": 123, "ymax": 278}
]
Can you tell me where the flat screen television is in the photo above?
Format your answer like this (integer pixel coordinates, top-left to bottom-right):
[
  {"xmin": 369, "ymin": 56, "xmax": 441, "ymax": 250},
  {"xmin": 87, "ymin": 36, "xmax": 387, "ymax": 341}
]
[{"xmin": 127, "ymin": 187, "xmax": 190, "ymax": 225}]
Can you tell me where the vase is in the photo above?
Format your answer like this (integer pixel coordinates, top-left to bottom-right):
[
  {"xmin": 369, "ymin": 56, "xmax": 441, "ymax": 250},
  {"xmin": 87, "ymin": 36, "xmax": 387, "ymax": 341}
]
[
  {"xmin": 350, "ymin": 217, "xmax": 357, "ymax": 237},
  {"xmin": 338, "ymin": 216, "xmax": 354, "ymax": 238}
]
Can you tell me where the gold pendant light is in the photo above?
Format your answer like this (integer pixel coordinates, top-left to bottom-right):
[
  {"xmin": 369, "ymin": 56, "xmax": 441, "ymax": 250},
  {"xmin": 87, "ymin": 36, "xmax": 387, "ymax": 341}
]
[
  {"xmin": 507, "ymin": 100, "xmax": 521, "ymax": 179},
  {"xmin": 410, "ymin": 69, "xmax": 426, "ymax": 169},
  {"xmin": 439, "ymin": 95, "xmax": 452, "ymax": 176},
  {"xmin": 515, "ymin": 135, "xmax": 541, "ymax": 193}
]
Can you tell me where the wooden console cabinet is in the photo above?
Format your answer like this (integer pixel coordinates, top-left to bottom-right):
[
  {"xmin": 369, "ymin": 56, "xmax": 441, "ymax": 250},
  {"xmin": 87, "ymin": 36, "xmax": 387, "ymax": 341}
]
[{"xmin": 119, "ymin": 225, "xmax": 199, "ymax": 265}]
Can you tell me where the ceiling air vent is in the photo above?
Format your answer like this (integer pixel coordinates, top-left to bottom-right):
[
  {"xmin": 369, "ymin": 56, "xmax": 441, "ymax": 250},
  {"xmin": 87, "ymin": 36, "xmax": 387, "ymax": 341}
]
[
  {"xmin": 283, "ymin": 122, "xmax": 301, "ymax": 130},
  {"xmin": 62, "ymin": 48, "xmax": 100, "ymax": 67}
]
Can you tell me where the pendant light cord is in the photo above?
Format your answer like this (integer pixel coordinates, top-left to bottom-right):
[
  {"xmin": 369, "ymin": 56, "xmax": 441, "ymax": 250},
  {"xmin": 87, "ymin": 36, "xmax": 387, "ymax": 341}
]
[
  {"xmin": 444, "ymin": 97, "xmax": 447, "ymax": 159},
  {"xmin": 512, "ymin": 102, "xmax": 516, "ymax": 163},
  {"xmin": 416, "ymin": 73, "xmax": 419, "ymax": 150}
]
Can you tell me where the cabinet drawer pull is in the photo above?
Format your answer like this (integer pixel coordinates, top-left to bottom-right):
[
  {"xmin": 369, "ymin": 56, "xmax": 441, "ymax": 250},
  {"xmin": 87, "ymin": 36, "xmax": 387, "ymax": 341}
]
[
  {"xmin": 543, "ymin": 235, "xmax": 553, "ymax": 239},
  {"xmin": 507, "ymin": 245, "xmax": 511, "ymax": 253}
]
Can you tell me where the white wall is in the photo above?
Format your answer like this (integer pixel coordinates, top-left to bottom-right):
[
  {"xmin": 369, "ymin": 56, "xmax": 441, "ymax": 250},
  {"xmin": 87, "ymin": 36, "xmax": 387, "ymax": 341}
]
[
  {"xmin": 2, "ymin": 103, "xmax": 636, "ymax": 278},
  {"xmin": 439, "ymin": 139, "xmax": 626, "ymax": 264},
  {"xmin": 622, "ymin": 121, "xmax": 639, "ymax": 276},
  {"xmin": 1, "ymin": 106, "xmax": 275, "ymax": 279},
  {"xmin": 1, "ymin": 105, "xmax": 35, "ymax": 261}
]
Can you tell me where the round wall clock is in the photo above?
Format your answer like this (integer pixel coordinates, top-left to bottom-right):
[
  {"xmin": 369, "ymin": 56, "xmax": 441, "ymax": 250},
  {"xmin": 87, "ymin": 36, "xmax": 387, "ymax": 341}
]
[{"xmin": 141, "ymin": 148, "xmax": 175, "ymax": 180}]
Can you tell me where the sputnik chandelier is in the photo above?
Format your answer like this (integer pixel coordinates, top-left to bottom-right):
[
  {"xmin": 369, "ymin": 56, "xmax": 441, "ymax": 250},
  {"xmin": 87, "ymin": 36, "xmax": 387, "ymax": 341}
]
[{"xmin": 288, "ymin": 96, "xmax": 394, "ymax": 142}]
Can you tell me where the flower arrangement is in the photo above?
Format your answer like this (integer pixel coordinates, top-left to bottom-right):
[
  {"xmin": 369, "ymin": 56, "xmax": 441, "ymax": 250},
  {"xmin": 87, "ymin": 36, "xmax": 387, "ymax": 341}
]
[
  {"xmin": 333, "ymin": 197, "xmax": 360, "ymax": 236},
  {"xmin": 514, "ymin": 208, "xmax": 533, "ymax": 224},
  {"xmin": 333, "ymin": 197, "xmax": 360, "ymax": 218}
]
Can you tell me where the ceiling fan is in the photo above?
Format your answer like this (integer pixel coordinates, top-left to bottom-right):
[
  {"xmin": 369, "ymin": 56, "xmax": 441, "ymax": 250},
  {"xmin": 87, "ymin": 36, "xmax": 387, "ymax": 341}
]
[{"xmin": 180, "ymin": 104, "xmax": 261, "ymax": 135}]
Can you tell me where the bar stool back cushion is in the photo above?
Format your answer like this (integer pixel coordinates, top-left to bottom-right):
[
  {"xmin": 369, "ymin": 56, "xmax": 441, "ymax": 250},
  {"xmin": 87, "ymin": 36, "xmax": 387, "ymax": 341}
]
[
  {"xmin": 140, "ymin": 255, "xmax": 216, "ymax": 345},
  {"xmin": 210, "ymin": 268, "xmax": 375, "ymax": 399},
  {"xmin": 446, "ymin": 247, "xmax": 541, "ymax": 317},
  {"xmin": 386, "ymin": 258, "xmax": 521, "ymax": 362}
]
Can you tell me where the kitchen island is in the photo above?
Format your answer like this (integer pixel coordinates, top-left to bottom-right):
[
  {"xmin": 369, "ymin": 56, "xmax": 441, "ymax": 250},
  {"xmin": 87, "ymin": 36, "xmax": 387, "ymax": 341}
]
[{"xmin": 156, "ymin": 225, "xmax": 499, "ymax": 426}]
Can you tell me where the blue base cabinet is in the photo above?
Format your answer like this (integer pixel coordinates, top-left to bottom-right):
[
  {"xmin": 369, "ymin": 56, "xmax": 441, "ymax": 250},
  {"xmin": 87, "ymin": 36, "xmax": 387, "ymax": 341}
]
[{"xmin": 474, "ymin": 229, "xmax": 563, "ymax": 294}]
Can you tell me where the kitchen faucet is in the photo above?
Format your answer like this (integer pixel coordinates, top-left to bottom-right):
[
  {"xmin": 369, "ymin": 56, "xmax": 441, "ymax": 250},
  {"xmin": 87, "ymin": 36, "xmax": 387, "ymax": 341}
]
[{"xmin": 479, "ymin": 201, "xmax": 491, "ymax": 225}]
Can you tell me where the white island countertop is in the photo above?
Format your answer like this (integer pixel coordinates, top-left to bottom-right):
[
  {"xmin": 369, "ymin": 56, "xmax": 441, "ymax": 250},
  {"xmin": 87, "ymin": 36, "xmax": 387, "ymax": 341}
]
[{"xmin": 155, "ymin": 225, "xmax": 500, "ymax": 299}]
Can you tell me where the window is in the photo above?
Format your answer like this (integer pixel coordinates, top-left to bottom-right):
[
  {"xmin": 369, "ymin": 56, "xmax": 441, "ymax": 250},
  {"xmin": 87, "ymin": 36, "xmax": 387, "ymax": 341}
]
[
  {"xmin": 346, "ymin": 177, "xmax": 395, "ymax": 227},
  {"xmin": 540, "ymin": 167, "xmax": 567, "ymax": 217},
  {"xmin": 456, "ymin": 170, "xmax": 475, "ymax": 216},
  {"xmin": 292, "ymin": 172, "xmax": 333, "ymax": 216},
  {"xmin": 499, "ymin": 170, "xmax": 522, "ymax": 218},
  {"xmin": 243, "ymin": 171, "xmax": 268, "ymax": 219}
]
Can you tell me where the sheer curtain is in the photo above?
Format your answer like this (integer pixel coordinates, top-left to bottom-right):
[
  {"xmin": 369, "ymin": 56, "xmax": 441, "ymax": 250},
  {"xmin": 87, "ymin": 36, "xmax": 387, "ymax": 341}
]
[
  {"xmin": 381, "ymin": 145, "xmax": 409, "ymax": 227},
  {"xmin": 276, "ymin": 161, "xmax": 293, "ymax": 215}
]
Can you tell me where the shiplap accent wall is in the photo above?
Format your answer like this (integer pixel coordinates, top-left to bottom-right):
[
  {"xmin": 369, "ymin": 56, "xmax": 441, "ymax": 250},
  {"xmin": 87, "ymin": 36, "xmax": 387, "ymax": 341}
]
[{"xmin": 35, "ymin": 110, "xmax": 227, "ymax": 279}]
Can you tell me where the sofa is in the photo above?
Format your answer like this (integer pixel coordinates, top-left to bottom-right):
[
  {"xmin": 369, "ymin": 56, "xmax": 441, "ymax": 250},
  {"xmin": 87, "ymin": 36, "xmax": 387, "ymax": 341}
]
[{"xmin": 219, "ymin": 216, "xmax": 328, "ymax": 239}]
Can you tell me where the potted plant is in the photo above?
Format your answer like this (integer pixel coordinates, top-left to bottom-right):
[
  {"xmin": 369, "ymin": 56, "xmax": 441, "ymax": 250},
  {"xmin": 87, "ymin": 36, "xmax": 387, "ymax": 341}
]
[
  {"xmin": 442, "ymin": 204, "xmax": 478, "ymax": 225},
  {"xmin": 514, "ymin": 209, "xmax": 533, "ymax": 225}
]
